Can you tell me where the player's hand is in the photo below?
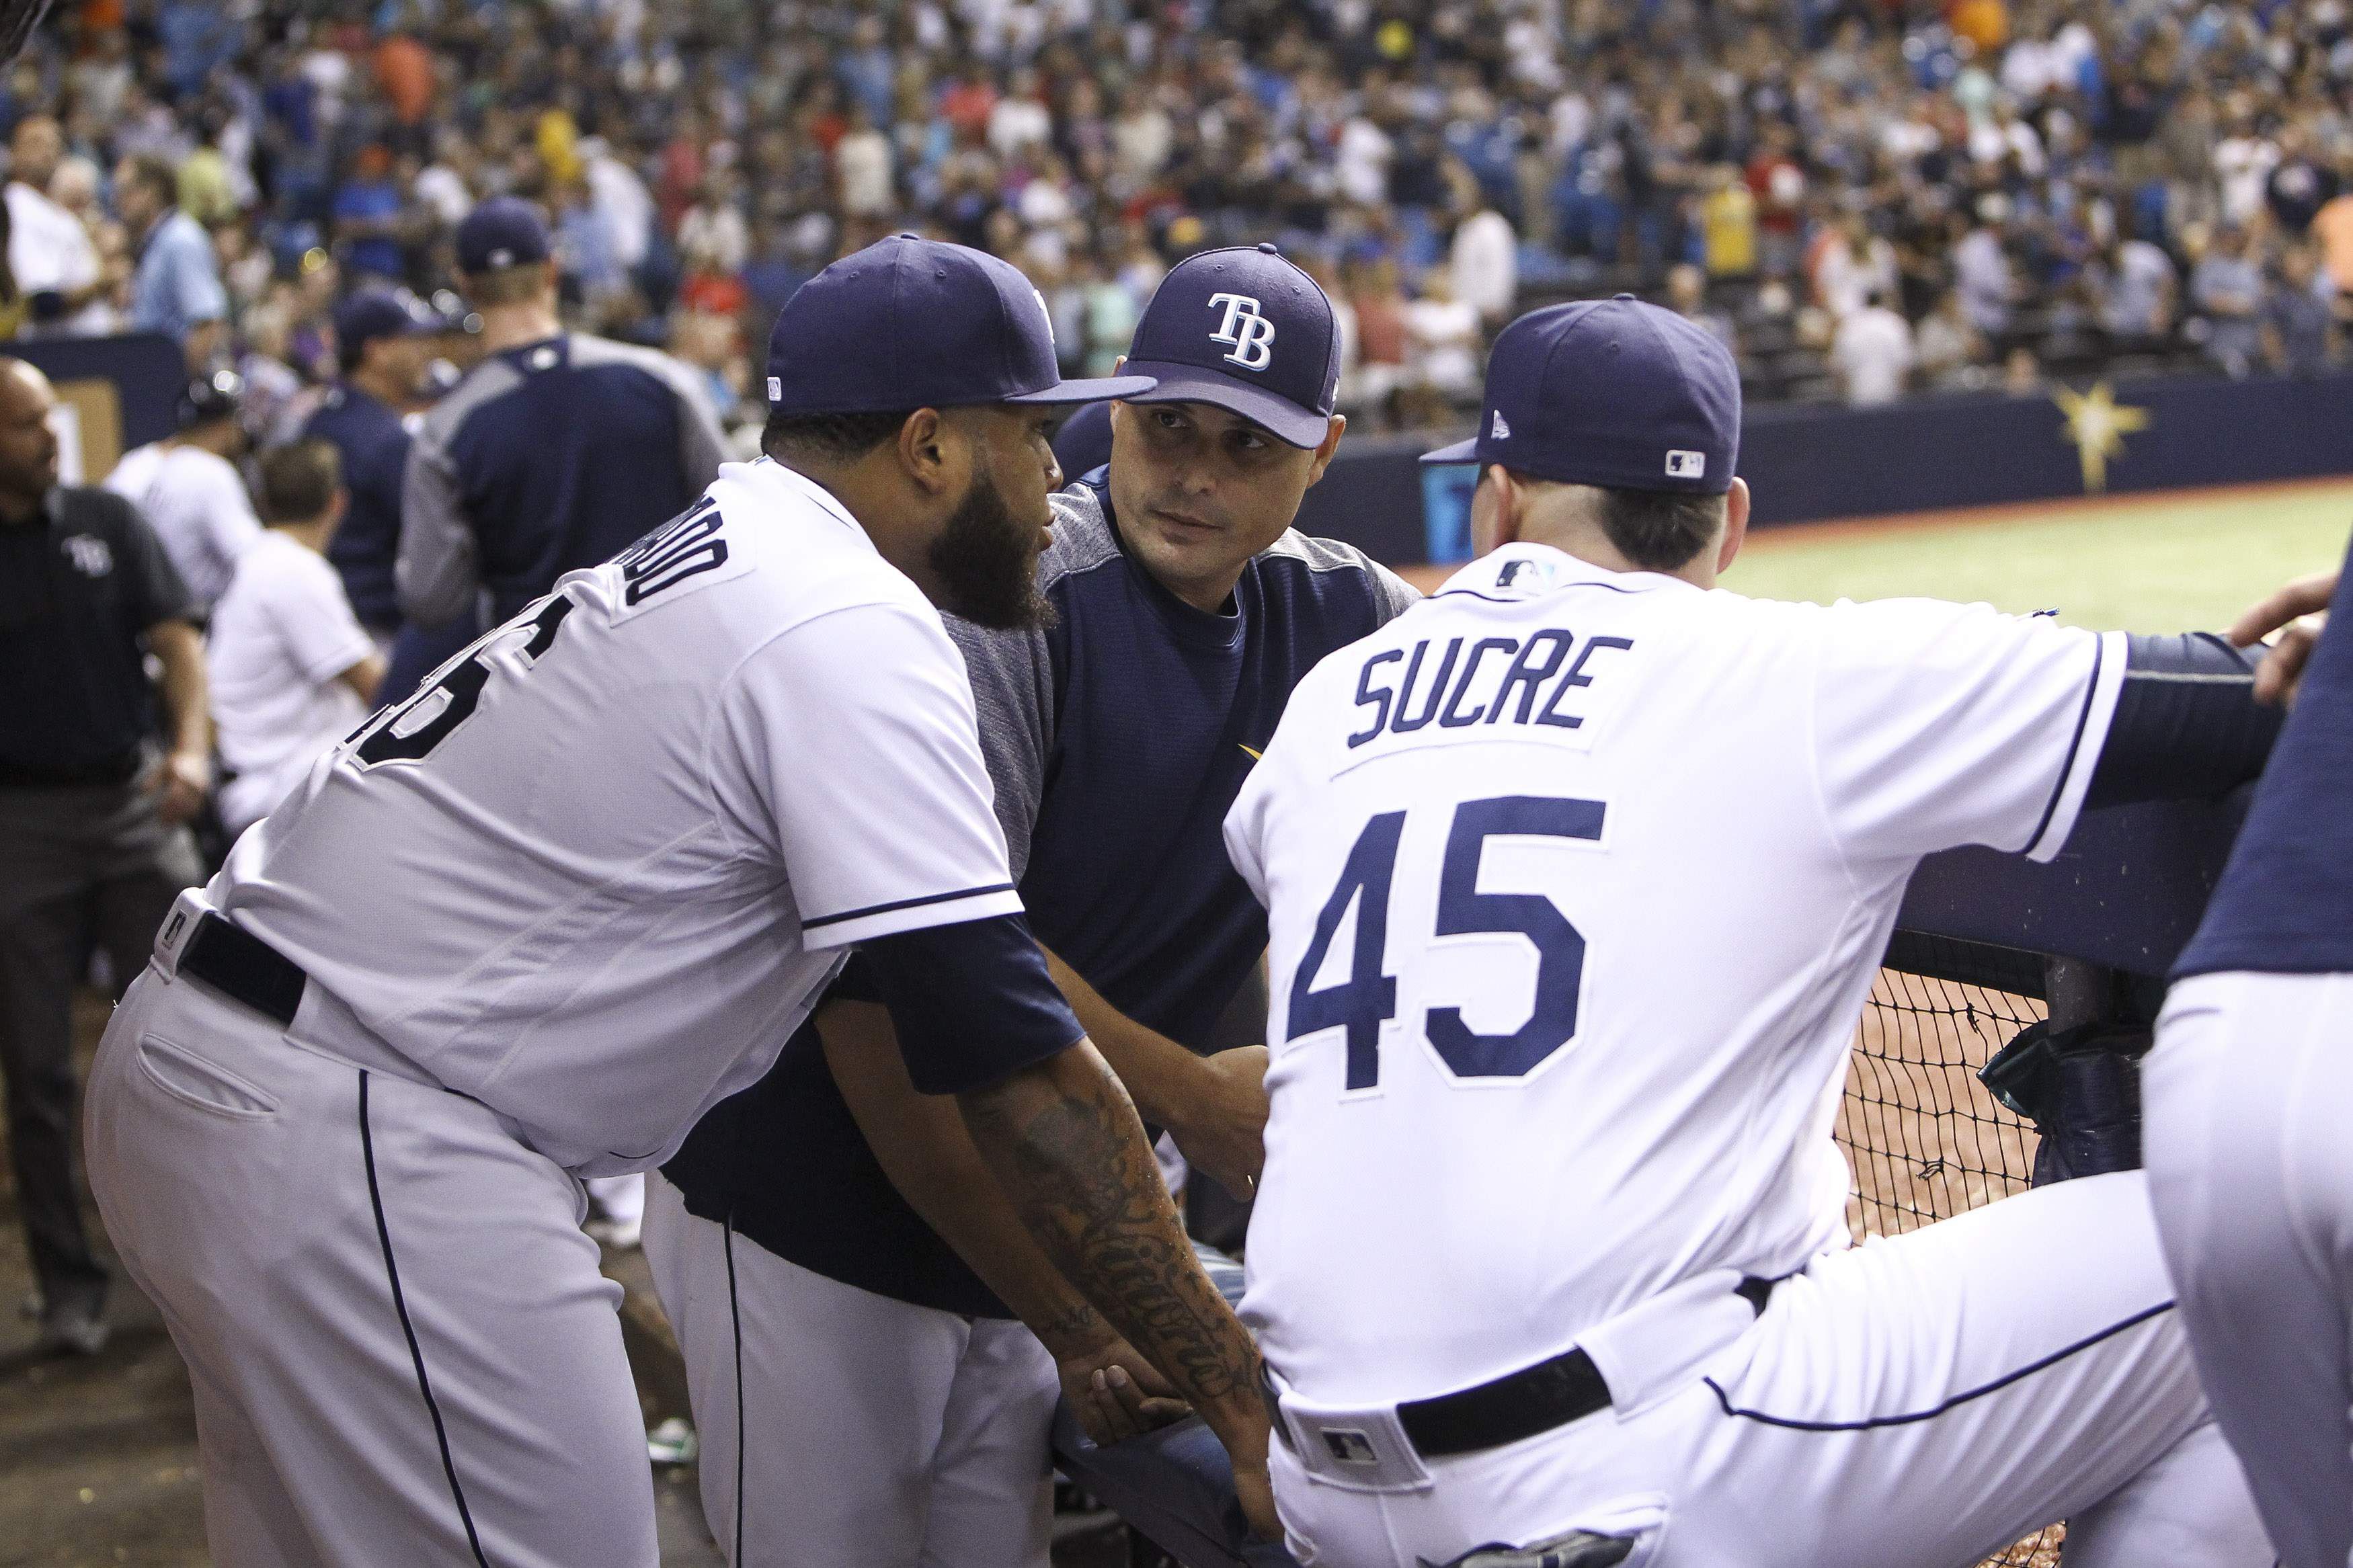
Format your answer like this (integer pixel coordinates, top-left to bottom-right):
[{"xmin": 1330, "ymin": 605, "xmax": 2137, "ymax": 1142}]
[
  {"xmin": 1168, "ymin": 1044, "xmax": 1269, "ymax": 1199},
  {"xmin": 149, "ymin": 748, "xmax": 212, "ymax": 826},
  {"xmin": 1058, "ymin": 1337, "xmax": 1191, "ymax": 1444},
  {"xmin": 2229, "ymin": 569, "xmax": 2338, "ymax": 706},
  {"xmin": 1232, "ymin": 1454, "xmax": 1281, "ymax": 1541}
]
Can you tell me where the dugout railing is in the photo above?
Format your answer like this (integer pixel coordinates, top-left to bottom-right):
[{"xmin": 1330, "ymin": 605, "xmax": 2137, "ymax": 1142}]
[{"xmin": 1057, "ymin": 793, "xmax": 2249, "ymax": 1568}]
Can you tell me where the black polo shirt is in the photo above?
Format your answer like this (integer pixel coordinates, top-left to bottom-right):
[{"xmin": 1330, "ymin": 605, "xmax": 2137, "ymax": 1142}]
[{"xmin": 0, "ymin": 485, "xmax": 193, "ymax": 780}]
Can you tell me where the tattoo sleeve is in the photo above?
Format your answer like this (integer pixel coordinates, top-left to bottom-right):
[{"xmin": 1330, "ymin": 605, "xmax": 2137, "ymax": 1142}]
[{"xmin": 958, "ymin": 1040, "xmax": 1267, "ymax": 1444}]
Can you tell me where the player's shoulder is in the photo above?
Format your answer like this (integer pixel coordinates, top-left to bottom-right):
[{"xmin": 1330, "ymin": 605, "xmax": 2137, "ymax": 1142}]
[
  {"xmin": 1254, "ymin": 528, "xmax": 1421, "ymax": 625},
  {"xmin": 1040, "ymin": 477, "xmax": 1121, "ymax": 593},
  {"xmin": 567, "ymin": 331, "xmax": 701, "ymax": 397},
  {"xmin": 419, "ymin": 349, "xmax": 531, "ymax": 441},
  {"xmin": 684, "ymin": 459, "xmax": 940, "ymax": 630}
]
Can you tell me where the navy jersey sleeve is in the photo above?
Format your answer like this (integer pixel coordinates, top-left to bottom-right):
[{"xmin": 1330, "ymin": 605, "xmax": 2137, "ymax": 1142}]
[{"xmin": 860, "ymin": 913, "xmax": 1086, "ymax": 1094}]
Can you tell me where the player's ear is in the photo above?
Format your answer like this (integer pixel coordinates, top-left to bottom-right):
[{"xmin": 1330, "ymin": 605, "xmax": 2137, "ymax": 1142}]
[
  {"xmin": 1302, "ymin": 414, "xmax": 1346, "ymax": 488},
  {"xmin": 896, "ymin": 407, "xmax": 953, "ymax": 496},
  {"xmin": 1714, "ymin": 477, "xmax": 1751, "ymax": 578}
]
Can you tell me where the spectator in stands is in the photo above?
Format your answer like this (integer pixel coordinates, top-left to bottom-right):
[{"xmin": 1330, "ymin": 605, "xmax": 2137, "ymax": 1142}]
[
  {"xmin": 1447, "ymin": 172, "xmax": 1517, "ymax": 332},
  {"xmin": 330, "ymin": 143, "xmax": 407, "ymax": 284},
  {"xmin": 2264, "ymin": 243, "xmax": 2340, "ymax": 378},
  {"xmin": 206, "ymin": 440, "xmax": 382, "ymax": 839},
  {"xmin": 0, "ymin": 357, "xmax": 206, "ymax": 1358},
  {"xmin": 1915, "ymin": 289, "xmax": 1989, "ymax": 390},
  {"xmin": 305, "ymin": 289, "xmax": 444, "ymax": 644},
  {"xmin": 1665, "ymin": 263, "xmax": 1737, "ymax": 357},
  {"xmin": 1954, "ymin": 201, "xmax": 2016, "ymax": 337},
  {"xmin": 1399, "ymin": 267, "xmax": 1481, "ymax": 426},
  {"xmin": 1811, "ymin": 208, "xmax": 1897, "ymax": 324},
  {"xmin": 2311, "ymin": 145, "xmax": 2353, "ymax": 303},
  {"xmin": 2093, "ymin": 233, "xmax": 2179, "ymax": 347},
  {"xmin": 2192, "ymin": 226, "xmax": 2268, "ymax": 378},
  {"xmin": 114, "ymin": 153, "xmax": 225, "ymax": 370},
  {"xmin": 1348, "ymin": 255, "xmax": 1410, "ymax": 425},
  {"xmin": 6, "ymin": 116, "xmax": 110, "ymax": 335},
  {"xmin": 1831, "ymin": 287, "xmax": 1915, "ymax": 407},
  {"xmin": 103, "ymin": 370, "xmax": 260, "ymax": 614}
]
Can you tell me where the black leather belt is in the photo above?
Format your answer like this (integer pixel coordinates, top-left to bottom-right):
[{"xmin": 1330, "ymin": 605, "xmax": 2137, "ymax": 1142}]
[
  {"xmin": 177, "ymin": 910, "xmax": 307, "ymax": 1027},
  {"xmin": 1267, "ymin": 1276, "xmax": 1778, "ymax": 1462}
]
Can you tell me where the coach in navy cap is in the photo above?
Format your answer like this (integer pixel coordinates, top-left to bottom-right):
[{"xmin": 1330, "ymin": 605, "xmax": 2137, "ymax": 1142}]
[
  {"xmin": 1425, "ymin": 292, "xmax": 1747, "ymax": 577},
  {"xmin": 761, "ymin": 233, "xmax": 1154, "ymax": 626}
]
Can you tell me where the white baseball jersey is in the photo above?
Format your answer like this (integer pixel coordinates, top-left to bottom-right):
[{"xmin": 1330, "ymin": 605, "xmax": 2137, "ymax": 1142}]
[
  {"xmin": 1224, "ymin": 542, "xmax": 2125, "ymax": 1406},
  {"xmin": 207, "ymin": 529, "xmax": 374, "ymax": 833},
  {"xmin": 104, "ymin": 441, "xmax": 265, "ymax": 607},
  {"xmin": 208, "ymin": 457, "xmax": 1022, "ymax": 1174}
]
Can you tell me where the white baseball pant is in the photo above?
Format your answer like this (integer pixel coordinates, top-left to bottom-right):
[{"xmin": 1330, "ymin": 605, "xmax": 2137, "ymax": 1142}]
[
  {"xmin": 1265, "ymin": 1171, "xmax": 2269, "ymax": 1568},
  {"xmin": 2145, "ymin": 968, "xmax": 2353, "ymax": 1568},
  {"xmin": 641, "ymin": 1173, "xmax": 1060, "ymax": 1567},
  {"xmin": 83, "ymin": 962, "xmax": 660, "ymax": 1567}
]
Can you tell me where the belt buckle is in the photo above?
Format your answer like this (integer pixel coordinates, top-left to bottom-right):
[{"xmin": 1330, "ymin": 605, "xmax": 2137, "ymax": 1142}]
[
  {"xmin": 153, "ymin": 889, "xmax": 210, "ymax": 979},
  {"xmin": 1277, "ymin": 1393, "xmax": 1433, "ymax": 1494}
]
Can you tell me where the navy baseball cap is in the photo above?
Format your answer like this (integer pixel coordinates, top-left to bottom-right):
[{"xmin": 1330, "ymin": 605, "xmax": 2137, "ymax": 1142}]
[
  {"xmin": 1423, "ymin": 294, "xmax": 1740, "ymax": 495},
  {"xmin": 333, "ymin": 288, "xmax": 448, "ymax": 358},
  {"xmin": 175, "ymin": 367, "xmax": 243, "ymax": 430},
  {"xmin": 456, "ymin": 197, "xmax": 552, "ymax": 273},
  {"xmin": 1119, "ymin": 243, "xmax": 1339, "ymax": 448},
  {"xmin": 766, "ymin": 235, "xmax": 1154, "ymax": 415}
]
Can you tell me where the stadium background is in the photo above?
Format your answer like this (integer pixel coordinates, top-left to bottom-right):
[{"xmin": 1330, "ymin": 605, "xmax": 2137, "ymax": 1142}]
[{"xmin": 4, "ymin": 0, "xmax": 2353, "ymax": 1561}]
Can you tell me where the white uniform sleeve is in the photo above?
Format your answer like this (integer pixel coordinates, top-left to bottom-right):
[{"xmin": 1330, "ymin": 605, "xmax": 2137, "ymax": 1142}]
[
  {"xmin": 1810, "ymin": 599, "xmax": 2127, "ymax": 865},
  {"xmin": 717, "ymin": 600, "xmax": 1025, "ymax": 950},
  {"xmin": 272, "ymin": 550, "xmax": 376, "ymax": 687}
]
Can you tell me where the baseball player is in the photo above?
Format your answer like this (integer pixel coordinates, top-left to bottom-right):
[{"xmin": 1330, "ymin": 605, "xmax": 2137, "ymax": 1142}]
[
  {"xmin": 649, "ymin": 243, "xmax": 1416, "ymax": 1566},
  {"xmin": 205, "ymin": 440, "xmax": 384, "ymax": 838},
  {"xmin": 387, "ymin": 196, "xmax": 726, "ymax": 701},
  {"xmin": 305, "ymin": 288, "xmax": 447, "ymax": 645},
  {"xmin": 102, "ymin": 368, "xmax": 260, "ymax": 614},
  {"xmin": 2143, "ymin": 552, "xmax": 2353, "ymax": 1568},
  {"xmin": 1222, "ymin": 296, "xmax": 2284, "ymax": 1568},
  {"xmin": 80, "ymin": 236, "xmax": 1275, "ymax": 1566}
]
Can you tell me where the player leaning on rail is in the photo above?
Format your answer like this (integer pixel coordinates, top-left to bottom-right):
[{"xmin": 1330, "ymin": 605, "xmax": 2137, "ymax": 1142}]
[
  {"xmin": 1224, "ymin": 296, "xmax": 2286, "ymax": 1568},
  {"xmin": 79, "ymin": 236, "xmax": 1278, "ymax": 1566}
]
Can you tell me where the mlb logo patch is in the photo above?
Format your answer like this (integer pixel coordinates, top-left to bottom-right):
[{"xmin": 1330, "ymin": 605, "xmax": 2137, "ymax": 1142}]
[
  {"xmin": 1490, "ymin": 409, "xmax": 1511, "ymax": 440},
  {"xmin": 1665, "ymin": 449, "xmax": 1706, "ymax": 479},
  {"xmin": 1320, "ymin": 1429, "xmax": 1380, "ymax": 1466}
]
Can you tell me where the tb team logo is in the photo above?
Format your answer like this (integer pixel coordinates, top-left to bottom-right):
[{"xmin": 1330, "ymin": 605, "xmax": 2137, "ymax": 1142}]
[{"xmin": 1207, "ymin": 292, "xmax": 1276, "ymax": 371}]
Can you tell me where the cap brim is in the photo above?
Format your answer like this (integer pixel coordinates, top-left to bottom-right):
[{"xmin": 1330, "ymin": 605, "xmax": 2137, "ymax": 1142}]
[
  {"xmin": 1003, "ymin": 373, "xmax": 1159, "ymax": 407},
  {"xmin": 1115, "ymin": 362, "xmax": 1333, "ymax": 448},
  {"xmin": 1419, "ymin": 436, "xmax": 1483, "ymax": 465}
]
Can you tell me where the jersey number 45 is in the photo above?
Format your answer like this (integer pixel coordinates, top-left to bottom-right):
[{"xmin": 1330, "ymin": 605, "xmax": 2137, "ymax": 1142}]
[{"xmin": 1289, "ymin": 796, "xmax": 1602, "ymax": 1090}]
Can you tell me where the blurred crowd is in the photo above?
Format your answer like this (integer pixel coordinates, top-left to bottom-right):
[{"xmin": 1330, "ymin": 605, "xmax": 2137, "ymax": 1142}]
[{"xmin": 1, "ymin": 0, "xmax": 2352, "ymax": 436}]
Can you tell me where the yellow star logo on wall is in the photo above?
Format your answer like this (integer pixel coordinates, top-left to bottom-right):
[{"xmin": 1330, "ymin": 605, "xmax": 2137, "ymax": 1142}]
[{"xmin": 2052, "ymin": 381, "xmax": 2150, "ymax": 493}]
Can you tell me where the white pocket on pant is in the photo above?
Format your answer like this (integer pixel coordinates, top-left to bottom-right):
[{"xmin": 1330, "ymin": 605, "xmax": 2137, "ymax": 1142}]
[{"xmin": 134, "ymin": 1033, "xmax": 280, "ymax": 1119}]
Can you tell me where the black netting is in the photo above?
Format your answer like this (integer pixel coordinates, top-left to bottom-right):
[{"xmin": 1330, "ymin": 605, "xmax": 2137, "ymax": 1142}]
[{"xmin": 1842, "ymin": 950, "xmax": 2062, "ymax": 1568}]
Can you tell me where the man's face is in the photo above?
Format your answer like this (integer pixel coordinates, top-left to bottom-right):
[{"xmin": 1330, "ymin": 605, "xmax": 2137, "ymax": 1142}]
[
  {"xmin": 1107, "ymin": 401, "xmax": 1327, "ymax": 608},
  {"xmin": 112, "ymin": 162, "xmax": 159, "ymax": 230},
  {"xmin": 0, "ymin": 365, "xmax": 60, "ymax": 502},
  {"xmin": 363, "ymin": 333, "xmax": 432, "ymax": 397},
  {"xmin": 11, "ymin": 118, "xmax": 61, "ymax": 190},
  {"xmin": 929, "ymin": 405, "xmax": 1063, "ymax": 630}
]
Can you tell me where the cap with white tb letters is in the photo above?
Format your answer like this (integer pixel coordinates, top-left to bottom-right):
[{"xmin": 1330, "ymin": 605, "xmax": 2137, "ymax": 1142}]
[
  {"xmin": 1117, "ymin": 243, "xmax": 1341, "ymax": 448},
  {"xmin": 1423, "ymin": 294, "xmax": 1739, "ymax": 495}
]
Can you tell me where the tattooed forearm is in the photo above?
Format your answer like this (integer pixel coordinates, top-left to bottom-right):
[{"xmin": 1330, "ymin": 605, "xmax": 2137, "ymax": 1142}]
[{"xmin": 959, "ymin": 1042, "xmax": 1264, "ymax": 1425}]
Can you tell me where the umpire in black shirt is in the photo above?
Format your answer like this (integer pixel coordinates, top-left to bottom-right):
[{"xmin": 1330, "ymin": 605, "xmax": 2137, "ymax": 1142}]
[{"xmin": 0, "ymin": 358, "xmax": 208, "ymax": 1355}]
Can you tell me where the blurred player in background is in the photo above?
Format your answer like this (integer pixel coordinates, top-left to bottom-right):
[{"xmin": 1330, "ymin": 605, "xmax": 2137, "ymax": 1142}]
[
  {"xmin": 650, "ymin": 242, "xmax": 1413, "ymax": 1567},
  {"xmin": 206, "ymin": 440, "xmax": 383, "ymax": 839},
  {"xmin": 387, "ymin": 196, "xmax": 727, "ymax": 702},
  {"xmin": 1226, "ymin": 298, "xmax": 2282, "ymax": 1568},
  {"xmin": 0, "ymin": 358, "xmax": 206, "ymax": 1356},
  {"xmin": 2145, "ymin": 556, "xmax": 2353, "ymax": 1568},
  {"xmin": 305, "ymin": 289, "xmax": 447, "ymax": 650},
  {"xmin": 104, "ymin": 369, "xmax": 260, "ymax": 616}
]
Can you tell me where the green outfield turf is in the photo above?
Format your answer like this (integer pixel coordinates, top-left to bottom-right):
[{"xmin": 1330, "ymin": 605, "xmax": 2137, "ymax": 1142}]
[{"xmin": 1725, "ymin": 480, "xmax": 2353, "ymax": 632}]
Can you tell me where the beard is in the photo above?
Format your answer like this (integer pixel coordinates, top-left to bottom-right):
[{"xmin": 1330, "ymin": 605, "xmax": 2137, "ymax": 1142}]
[{"xmin": 928, "ymin": 468, "xmax": 1052, "ymax": 630}]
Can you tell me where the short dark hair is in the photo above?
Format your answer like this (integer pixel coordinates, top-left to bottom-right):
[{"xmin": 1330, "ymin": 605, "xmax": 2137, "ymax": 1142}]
[
  {"xmin": 258, "ymin": 440, "xmax": 342, "ymax": 524},
  {"xmin": 761, "ymin": 407, "xmax": 916, "ymax": 466},
  {"xmin": 119, "ymin": 153, "xmax": 177, "ymax": 207},
  {"xmin": 1593, "ymin": 485, "xmax": 1726, "ymax": 571}
]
